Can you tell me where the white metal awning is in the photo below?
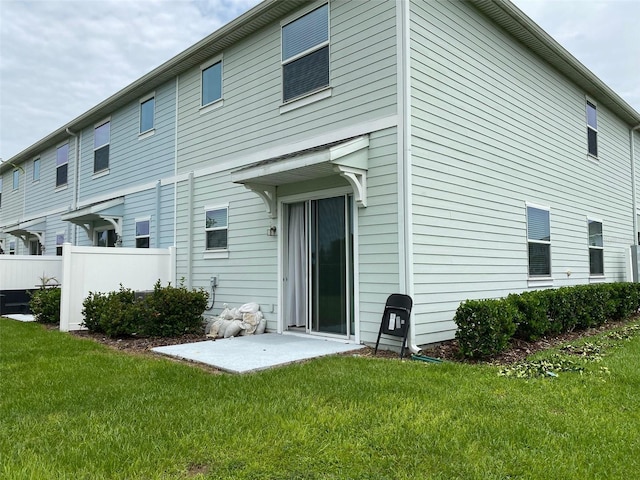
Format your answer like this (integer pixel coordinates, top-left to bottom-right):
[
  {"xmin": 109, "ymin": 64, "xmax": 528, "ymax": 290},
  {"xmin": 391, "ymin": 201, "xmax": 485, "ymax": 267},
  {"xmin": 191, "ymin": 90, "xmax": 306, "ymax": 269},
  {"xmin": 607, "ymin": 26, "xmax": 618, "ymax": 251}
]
[
  {"xmin": 231, "ymin": 135, "xmax": 369, "ymax": 218},
  {"xmin": 4, "ymin": 216, "xmax": 47, "ymax": 247},
  {"xmin": 61, "ymin": 197, "xmax": 124, "ymax": 242}
]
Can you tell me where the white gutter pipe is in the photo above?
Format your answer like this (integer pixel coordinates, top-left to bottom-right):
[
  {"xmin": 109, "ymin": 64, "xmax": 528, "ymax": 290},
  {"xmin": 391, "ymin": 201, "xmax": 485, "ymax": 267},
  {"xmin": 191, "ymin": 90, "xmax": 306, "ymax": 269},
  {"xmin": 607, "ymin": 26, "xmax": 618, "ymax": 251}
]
[
  {"xmin": 398, "ymin": 0, "xmax": 420, "ymax": 355},
  {"xmin": 632, "ymin": 125, "xmax": 640, "ymax": 246},
  {"xmin": 66, "ymin": 128, "xmax": 80, "ymax": 245}
]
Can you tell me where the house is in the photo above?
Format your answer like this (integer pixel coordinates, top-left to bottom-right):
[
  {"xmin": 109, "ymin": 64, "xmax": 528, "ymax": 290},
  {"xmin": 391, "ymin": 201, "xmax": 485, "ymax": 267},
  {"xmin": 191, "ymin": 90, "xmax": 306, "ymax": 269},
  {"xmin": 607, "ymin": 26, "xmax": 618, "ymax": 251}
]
[{"xmin": 2, "ymin": 0, "xmax": 639, "ymax": 350}]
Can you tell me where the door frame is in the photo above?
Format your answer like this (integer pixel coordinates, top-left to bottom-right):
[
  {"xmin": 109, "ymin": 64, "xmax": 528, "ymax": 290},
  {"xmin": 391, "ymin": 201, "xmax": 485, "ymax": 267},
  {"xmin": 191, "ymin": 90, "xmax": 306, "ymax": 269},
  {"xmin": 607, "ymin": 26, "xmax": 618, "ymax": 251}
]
[{"xmin": 277, "ymin": 186, "xmax": 360, "ymax": 343}]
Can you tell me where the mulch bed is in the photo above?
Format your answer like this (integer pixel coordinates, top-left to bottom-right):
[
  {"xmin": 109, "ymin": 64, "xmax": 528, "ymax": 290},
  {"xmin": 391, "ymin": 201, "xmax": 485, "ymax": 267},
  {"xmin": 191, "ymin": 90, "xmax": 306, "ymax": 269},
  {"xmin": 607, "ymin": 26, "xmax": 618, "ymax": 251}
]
[{"xmin": 67, "ymin": 317, "xmax": 636, "ymax": 366}]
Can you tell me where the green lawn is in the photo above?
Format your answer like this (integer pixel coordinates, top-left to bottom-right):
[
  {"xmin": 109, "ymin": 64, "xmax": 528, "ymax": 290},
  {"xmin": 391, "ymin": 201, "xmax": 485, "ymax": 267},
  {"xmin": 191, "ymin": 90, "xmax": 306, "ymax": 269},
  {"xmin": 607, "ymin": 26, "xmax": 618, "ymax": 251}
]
[{"xmin": 1, "ymin": 318, "xmax": 640, "ymax": 479}]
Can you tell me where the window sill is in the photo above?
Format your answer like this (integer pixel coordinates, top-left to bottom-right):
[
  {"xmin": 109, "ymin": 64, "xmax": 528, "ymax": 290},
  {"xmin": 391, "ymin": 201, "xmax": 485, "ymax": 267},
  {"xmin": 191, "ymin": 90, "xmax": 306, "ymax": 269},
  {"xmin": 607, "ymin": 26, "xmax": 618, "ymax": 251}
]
[
  {"xmin": 138, "ymin": 129, "xmax": 155, "ymax": 140},
  {"xmin": 200, "ymin": 99, "xmax": 223, "ymax": 115},
  {"xmin": 587, "ymin": 153, "xmax": 599, "ymax": 162},
  {"xmin": 589, "ymin": 275, "xmax": 606, "ymax": 283},
  {"xmin": 92, "ymin": 169, "xmax": 110, "ymax": 179},
  {"xmin": 54, "ymin": 184, "xmax": 68, "ymax": 192},
  {"xmin": 528, "ymin": 276, "xmax": 553, "ymax": 288},
  {"xmin": 280, "ymin": 87, "xmax": 332, "ymax": 114},
  {"xmin": 203, "ymin": 249, "xmax": 229, "ymax": 260}
]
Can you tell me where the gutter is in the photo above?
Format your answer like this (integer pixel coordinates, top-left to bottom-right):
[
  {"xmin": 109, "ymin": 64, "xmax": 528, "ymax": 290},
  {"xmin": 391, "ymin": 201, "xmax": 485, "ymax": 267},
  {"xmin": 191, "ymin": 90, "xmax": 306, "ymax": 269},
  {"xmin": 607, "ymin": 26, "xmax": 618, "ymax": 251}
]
[{"xmin": 65, "ymin": 128, "xmax": 79, "ymax": 211}]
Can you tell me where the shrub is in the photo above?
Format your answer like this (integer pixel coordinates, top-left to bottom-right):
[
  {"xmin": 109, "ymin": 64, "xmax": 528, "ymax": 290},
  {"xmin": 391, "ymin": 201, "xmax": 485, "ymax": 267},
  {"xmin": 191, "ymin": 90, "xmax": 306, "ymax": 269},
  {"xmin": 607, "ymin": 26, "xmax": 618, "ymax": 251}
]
[
  {"xmin": 138, "ymin": 280, "xmax": 208, "ymax": 337},
  {"xmin": 29, "ymin": 287, "xmax": 61, "ymax": 324},
  {"xmin": 454, "ymin": 298, "xmax": 519, "ymax": 359},
  {"xmin": 508, "ymin": 291, "xmax": 551, "ymax": 341},
  {"xmin": 82, "ymin": 281, "xmax": 208, "ymax": 338}
]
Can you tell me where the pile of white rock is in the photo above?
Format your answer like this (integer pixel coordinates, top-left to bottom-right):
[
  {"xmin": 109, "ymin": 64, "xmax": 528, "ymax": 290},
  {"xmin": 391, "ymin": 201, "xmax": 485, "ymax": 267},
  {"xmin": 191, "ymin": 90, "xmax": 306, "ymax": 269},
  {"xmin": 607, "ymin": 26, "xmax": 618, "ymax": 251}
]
[{"xmin": 205, "ymin": 302, "xmax": 266, "ymax": 339}]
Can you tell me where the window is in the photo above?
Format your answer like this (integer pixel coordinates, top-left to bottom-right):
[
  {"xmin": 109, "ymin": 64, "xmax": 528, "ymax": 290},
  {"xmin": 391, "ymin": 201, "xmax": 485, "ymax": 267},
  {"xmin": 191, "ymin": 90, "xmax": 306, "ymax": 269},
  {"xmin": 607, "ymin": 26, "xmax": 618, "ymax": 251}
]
[
  {"xmin": 94, "ymin": 121, "xmax": 110, "ymax": 173},
  {"xmin": 201, "ymin": 60, "xmax": 222, "ymax": 107},
  {"xmin": 281, "ymin": 3, "xmax": 329, "ymax": 102},
  {"xmin": 33, "ymin": 158, "xmax": 40, "ymax": 182},
  {"xmin": 29, "ymin": 238, "xmax": 42, "ymax": 256},
  {"xmin": 140, "ymin": 96, "xmax": 155, "ymax": 134},
  {"xmin": 0, "ymin": 177, "xmax": 2, "ymax": 207},
  {"xmin": 527, "ymin": 206, "xmax": 551, "ymax": 277},
  {"xmin": 135, "ymin": 219, "xmax": 150, "ymax": 248},
  {"xmin": 13, "ymin": 169, "xmax": 19, "ymax": 190},
  {"xmin": 205, "ymin": 206, "xmax": 228, "ymax": 250},
  {"xmin": 587, "ymin": 100, "xmax": 598, "ymax": 157},
  {"xmin": 588, "ymin": 220, "xmax": 604, "ymax": 276},
  {"xmin": 95, "ymin": 228, "xmax": 116, "ymax": 247},
  {"xmin": 9, "ymin": 240, "xmax": 15, "ymax": 255},
  {"xmin": 56, "ymin": 144, "xmax": 69, "ymax": 186},
  {"xmin": 56, "ymin": 234, "xmax": 65, "ymax": 256}
]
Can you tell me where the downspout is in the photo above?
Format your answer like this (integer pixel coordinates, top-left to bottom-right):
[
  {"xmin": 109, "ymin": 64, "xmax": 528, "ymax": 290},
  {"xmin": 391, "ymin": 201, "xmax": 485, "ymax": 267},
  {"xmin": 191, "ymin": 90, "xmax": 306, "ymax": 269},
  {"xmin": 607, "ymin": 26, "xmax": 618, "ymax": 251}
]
[
  {"xmin": 631, "ymin": 125, "xmax": 640, "ymax": 246},
  {"xmin": 173, "ymin": 75, "xmax": 179, "ymax": 284},
  {"xmin": 187, "ymin": 171, "xmax": 194, "ymax": 289},
  {"xmin": 398, "ymin": 0, "xmax": 420, "ymax": 355},
  {"xmin": 66, "ymin": 127, "xmax": 80, "ymax": 245},
  {"xmin": 155, "ymin": 180, "xmax": 161, "ymax": 247}
]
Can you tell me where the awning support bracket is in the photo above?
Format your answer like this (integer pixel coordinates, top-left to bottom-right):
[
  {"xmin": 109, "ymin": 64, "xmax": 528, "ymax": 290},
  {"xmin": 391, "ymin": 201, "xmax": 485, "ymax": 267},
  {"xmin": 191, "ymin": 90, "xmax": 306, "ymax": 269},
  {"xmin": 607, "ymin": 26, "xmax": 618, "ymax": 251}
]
[
  {"xmin": 244, "ymin": 183, "xmax": 277, "ymax": 219},
  {"xmin": 334, "ymin": 165, "xmax": 367, "ymax": 208}
]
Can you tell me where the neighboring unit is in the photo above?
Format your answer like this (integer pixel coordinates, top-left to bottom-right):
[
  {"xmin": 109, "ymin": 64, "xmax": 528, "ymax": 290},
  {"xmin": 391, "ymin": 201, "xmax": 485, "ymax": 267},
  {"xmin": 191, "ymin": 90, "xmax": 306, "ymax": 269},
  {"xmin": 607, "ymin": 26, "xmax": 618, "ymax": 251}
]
[{"xmin": 2, "ymin": 0, "xmax": 639, "ymax": 350}]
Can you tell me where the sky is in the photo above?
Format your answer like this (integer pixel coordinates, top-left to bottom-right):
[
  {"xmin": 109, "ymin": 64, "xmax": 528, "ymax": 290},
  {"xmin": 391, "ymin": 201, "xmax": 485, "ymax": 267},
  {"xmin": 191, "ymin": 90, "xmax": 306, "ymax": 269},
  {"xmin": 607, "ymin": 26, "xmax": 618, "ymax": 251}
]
[{"xmin": 0, "ymin": 0, "xmax": 639, "ymax": 161}]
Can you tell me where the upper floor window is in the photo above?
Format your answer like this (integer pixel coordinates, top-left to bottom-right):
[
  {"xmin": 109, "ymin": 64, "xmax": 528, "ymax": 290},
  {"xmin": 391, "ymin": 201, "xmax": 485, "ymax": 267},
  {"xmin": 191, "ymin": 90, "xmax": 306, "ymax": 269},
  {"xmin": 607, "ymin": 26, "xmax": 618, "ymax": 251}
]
[
  {"xmin": 94, "ymin": 120, "xmax": 110, "ymax": 173},
  {"xmin": 56, "ymin": 233, "xmax": 65, "ymax": 256},
  {"xmin": 586, "ymin": 100, "xmax": 598, "ymax": 157},
  {"xmin": 12, "ymin": 169, "xmax": 19, "ymax": 190},
  {"xmin": 56, "ymin": 144, "xmax": 69, "ymax": 187},
  {"xmin": 281, "ymin": 3, "xmax": 329, "ymax": 102},
  {"xmin": 33, "ymin": 158, "xmax": 40, "ymax": 182},
  {"xmin": 140, "ymin": 96, "xmax": 155, "ymax": 134},
  {"xmin": 205, "ymin": 206, "xmax": 228, "ymax": 250},
  {"xmin": 527, "ymin": 205, "xmax": 551, "ymax": 277},
  {"xmin": 135, "ymin": 219, "xmax": 150, "ymax": 248},
  {"xmin": 201, "ymin": 60, "xmax": 222, "ymax": 107},
  {"xmin": 588, "ymin": 220, "xmax": 604, "ymax": 276}
]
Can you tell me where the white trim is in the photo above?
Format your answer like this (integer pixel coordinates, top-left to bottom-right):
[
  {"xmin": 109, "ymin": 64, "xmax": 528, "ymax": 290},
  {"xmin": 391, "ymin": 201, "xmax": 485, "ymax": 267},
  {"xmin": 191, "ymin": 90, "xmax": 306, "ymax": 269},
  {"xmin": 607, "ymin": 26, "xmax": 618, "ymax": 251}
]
[
  {"xmin": 138, "ymin": 129, "xmax": 155, "ymax": 140},
  {"xmin": 54, "ymin": 185, "xmax": 68, "ymax": 193},
  {"xmin": 280, "ymin": 0, "xmax": 327, "ymax": 27},
  {"xmin": 204, "ymin": 204, "xmax": 229, "ymax": 252},
  {"xmin": 203, "ymin": 250, "xmax": 229, "ymax": 260},
  {"xmin": 282, "ymin": 40, "xmax": 330, "ymax": 65},
  {"xmin": 32, "ymin": 157, "xmax": 40, "ymax": 182},
  {"xmin": 199, "ymin": 98, "xmax": 224, "ymax": 114},
  {"xmin": 91, "ymin": 169, "xmax": 110, "ymax": 179},
  {"xmin": 586, "ymin": 97, "xmax": 598, "ymax": 159},
  {"xmin": 139, "ymin": 91, "xmax": 155, "ymax": 103},
  {"xmin": 200, "ymin": 54, "xmax": 223, "ymax": 71},
  {"xmin": 280, "ymin": 87, "xmax": 331, "ymax": 114},
  {"xmin": 527, "ymin": 277, "xmax": 554, "ymax": 288},
  {"xmin": 94, "ymin": 116, "xmax": 111, "ymax": 129},
  {"xmin": 139, "ymin": 92, "xmax": 156, "ymax": 135},
  {"xmin": 525, "ymin": 201, "xmax": 550, "ymax": 211}
]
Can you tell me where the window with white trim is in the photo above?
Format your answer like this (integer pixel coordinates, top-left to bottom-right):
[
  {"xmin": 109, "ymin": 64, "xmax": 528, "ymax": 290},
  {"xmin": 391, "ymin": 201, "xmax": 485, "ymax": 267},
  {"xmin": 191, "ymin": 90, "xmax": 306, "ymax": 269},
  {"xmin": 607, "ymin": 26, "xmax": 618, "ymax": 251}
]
[
  {"xmin": 205, "ymin": 206, "xmax": 228, "ymax": 250},
  {"xmin": 201, "ymin": 60, "xmax": 222, "ymax": 107},
  {"xmin": 587, "ymin": 100, "xmax": 598, "ymax": 157},
  {"xmin": 33, "ymin": 158, "xmax": 40, "ymax": 182},
  {"xmin": 588, "ymin": 220, "xmax": 604, "ymax": 276},
  {"xmin": 527, "ymin": 206, "xmax": 551, "ymax": 277},
  {"xmin": 140, "ymin": 95, "xmax": 155, "ymax": 134},
  {"xmin": 56, "ymin": 233, "xmax": 65, "ymax": 256},
  {"xmin": 281, "ymin": 3, "xmax": 329, "ymax": 102},
  {"xmin": 94, "ymin": 121, "xmax": 110, "ymax": 173},
  {"xmin": 56, "ymin": 144, "xmax": 69, "ymax": 186},
  {"xmin": 135, "ymin": 219, "xmax": 150, "ymax": 248},
  {"xmin": 0, "ymin": 177, "xmax": 3, "ymax": 208},
  {"xmin": 9, "ymin": 240, "xmax": 15, "ymax": 255},
  {"xmin": 13, "ymin": 169, "xmax": 19, "ymax": 190}
]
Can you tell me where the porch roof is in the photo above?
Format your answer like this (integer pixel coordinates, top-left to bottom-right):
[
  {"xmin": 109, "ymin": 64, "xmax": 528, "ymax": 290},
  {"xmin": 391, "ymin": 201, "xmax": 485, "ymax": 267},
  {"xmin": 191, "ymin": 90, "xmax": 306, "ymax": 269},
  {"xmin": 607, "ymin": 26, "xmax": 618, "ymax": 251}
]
[
  {"xmin": 231, "ymin": 135, "xmax": 369, "ymax": 217},
  {"xmin": 3, "ymin": 217, "xmax": 47, "ymax": 239},
  {"xmin": 61, "ymin": 197, "xmax": 124, "ymax": 224}
]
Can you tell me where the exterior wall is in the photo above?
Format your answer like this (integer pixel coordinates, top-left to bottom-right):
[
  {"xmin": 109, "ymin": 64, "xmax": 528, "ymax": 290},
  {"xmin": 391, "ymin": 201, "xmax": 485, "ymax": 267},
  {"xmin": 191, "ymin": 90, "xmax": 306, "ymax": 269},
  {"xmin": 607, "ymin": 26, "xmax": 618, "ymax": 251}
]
[
  {"xmin": 0, "ymin": 166, "xmax": 25, "ymax": 229},
  {"xmin": 409, "ymin": 0, "xmax": 635, "ymax": 344},
  {"xmin": 174, "ymin": 0, "xmax": 401, "ymax": 338},
  {"xmin": 176, "ymin": 0, "xmax": 397, "ymax": 175},
  {"xmin": 120, "ymin": 183, "xmax": 175, "ymax": 249},
  {"xmin": 77, "ymin": 79, "xmax": 176, "ymax": 203}
]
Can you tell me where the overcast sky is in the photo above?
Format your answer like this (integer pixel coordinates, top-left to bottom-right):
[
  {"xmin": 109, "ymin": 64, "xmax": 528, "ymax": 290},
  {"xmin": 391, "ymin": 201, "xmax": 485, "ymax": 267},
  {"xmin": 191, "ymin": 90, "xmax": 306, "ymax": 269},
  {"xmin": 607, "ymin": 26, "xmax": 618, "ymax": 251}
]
[{"xmin": 1, "ymin": 0, "xmax": 639, "ymax": 161}]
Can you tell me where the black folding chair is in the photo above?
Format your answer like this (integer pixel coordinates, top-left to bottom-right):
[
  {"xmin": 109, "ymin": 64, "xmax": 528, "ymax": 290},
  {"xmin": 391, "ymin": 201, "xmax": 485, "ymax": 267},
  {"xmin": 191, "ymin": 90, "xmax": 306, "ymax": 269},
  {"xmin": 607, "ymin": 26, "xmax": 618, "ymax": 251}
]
[{"xmin": 374, "ymin": 294, "xmax": 413, "ymax": 359}]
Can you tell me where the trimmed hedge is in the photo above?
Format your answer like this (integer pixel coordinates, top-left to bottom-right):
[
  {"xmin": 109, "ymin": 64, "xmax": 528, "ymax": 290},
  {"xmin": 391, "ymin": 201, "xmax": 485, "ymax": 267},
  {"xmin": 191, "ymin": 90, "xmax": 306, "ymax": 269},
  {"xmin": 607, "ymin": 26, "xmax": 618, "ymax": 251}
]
[
  {"xmin": 82, "ymin": 280, "xmax": 208, "ymax": 338},
  {"xmin": 454, "ymin": 282, "xmax": 640, "ymax": 359}
]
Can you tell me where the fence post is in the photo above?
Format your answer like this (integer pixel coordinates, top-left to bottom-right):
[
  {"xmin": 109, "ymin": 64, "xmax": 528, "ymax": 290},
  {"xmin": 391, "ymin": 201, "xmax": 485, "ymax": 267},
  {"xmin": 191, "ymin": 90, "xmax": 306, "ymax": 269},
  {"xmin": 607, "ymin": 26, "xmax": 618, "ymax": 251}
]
[{"xmin": 59, "ymin": 243, "xmax": 73, "ymax": 332}]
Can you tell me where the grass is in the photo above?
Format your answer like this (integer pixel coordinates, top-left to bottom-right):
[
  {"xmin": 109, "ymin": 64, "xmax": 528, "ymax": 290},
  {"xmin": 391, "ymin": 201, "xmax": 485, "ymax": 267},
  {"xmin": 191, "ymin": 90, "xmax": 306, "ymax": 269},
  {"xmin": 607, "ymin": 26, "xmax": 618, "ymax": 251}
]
[{"xmin": 2, "ymin": 319, "xmax": 640, "ymax": 479}]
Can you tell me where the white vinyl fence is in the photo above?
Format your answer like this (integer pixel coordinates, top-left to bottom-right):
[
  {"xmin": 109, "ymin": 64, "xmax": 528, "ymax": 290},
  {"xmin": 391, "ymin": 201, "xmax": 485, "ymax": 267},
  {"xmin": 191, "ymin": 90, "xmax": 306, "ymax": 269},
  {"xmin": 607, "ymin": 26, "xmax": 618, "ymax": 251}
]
[
  {"xmin": 60, "ymin": 244, "xmax": 176, "ymax": 331},
  {"xmin": 0, "ymin": 255, "xmax": 63, "ymax": 291}
]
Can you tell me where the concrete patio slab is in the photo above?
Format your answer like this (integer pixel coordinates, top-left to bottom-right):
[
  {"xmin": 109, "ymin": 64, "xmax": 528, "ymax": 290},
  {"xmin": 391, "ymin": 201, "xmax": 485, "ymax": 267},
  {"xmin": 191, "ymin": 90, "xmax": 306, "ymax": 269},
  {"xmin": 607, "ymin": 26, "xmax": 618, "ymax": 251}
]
[
  {"xmin": 152, "ymin": 333, "xmax": 365, "ymax": 373},
  {"xmin": 2, "ymin": 314, "xmax": 35, "ymax": 322}
]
